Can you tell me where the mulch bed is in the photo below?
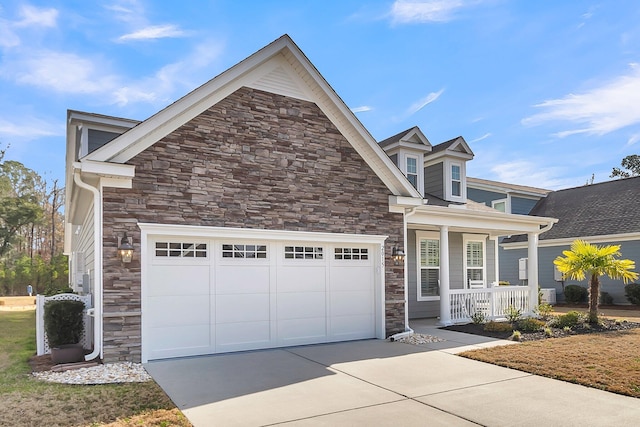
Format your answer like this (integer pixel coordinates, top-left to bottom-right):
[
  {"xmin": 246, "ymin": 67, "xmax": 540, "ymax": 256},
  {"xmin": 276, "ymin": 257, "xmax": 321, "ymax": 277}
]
[{"xmin": 442, "ymin": 318, "xmax": 640, "ymax": 342}]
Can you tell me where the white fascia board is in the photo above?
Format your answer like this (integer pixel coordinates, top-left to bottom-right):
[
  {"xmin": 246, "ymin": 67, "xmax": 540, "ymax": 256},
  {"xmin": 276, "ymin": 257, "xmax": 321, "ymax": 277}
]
[
  {"xmin": 408, "ymin": 205, "xmax": 557, "ymax": 234},
  {"xmin": 78, "ymin": 160, "xmax": 135, "ymax": 179},
  {"xmin": 502, "ymin": 232, "xmax": 640, "ymax": 250},
  {"xmin": 389, "ymin": 195, "xmax": 425, "ymax": 210},
  {"xmin": 424, "ymin": 150, "xmax": 474, "ymax": 166},
  {"xmin": 138, "ymin": 223, "xmax": 389, "ymax": 244}
]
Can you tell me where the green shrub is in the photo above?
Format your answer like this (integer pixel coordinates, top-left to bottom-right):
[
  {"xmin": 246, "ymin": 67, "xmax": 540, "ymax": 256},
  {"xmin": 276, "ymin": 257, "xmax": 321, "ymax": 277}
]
[
  {"xmin": 535, "ymin": 303, "xmax": 553, "ymax": 320},
  {"xmin": 516, "ymin": 318, "xmax": 545, "ymax": 332},
  {"xmin": 564, "ymin": 285, "xmax": 588, "ymax": 304},
  {"xmin": 599, "ymin": 291, "xmax": 614, "ymax": 305},
  {"xmin": 498, "ymin": 281, "xmax": 511, "ymax": 286},
  {"xmin": 471, "ymin": 310, "xmax": 487, "ymax": 325},
  {"xmin": 624, "ymin": 283, "xmax": 640, "ymax": 306},
  {"xmin": 510, "ymin": 330, "xmax": 522, "ymax": 341},
  {"xmin": 505, "ymin": 305, "xmax": 522, "ymax": 323},
  {"xmin": 551, "ymin": 310, "xmax": 584, "ymax": 329},
  {"xmin": 544, "ymin": 327, "xmax": 553, "ymax": 337},
  {"xmin": 44, "ymin": 300, "xmax": 85, "ymax": 347},
  {"xmin": 484, "ymin": 321, "xmax": 514, "ymax": 332}
]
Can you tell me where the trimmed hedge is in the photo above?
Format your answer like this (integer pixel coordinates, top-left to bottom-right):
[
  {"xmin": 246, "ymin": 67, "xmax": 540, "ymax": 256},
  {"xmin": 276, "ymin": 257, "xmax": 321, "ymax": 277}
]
[
  {"xmin": 551, "ymin": 310, "xmax": 584, "ymax": 329},
  {"xmin": 564, "ymin": 284, "xmax": 588, "ymax": 304},
  {"xmin": 44, "ymin": 300, "xmax": 85, "ymax": 347},
  {"xmin": 625, "ymin": 283, "xmax": 640, "ymax": 306}
]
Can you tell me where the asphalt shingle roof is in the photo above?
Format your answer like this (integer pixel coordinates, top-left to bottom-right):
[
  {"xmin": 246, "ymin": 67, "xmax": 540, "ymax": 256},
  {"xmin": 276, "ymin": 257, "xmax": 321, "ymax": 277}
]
[{"xmin": 503, "ymin": 176, "xmax": 640, "ymax": 243}]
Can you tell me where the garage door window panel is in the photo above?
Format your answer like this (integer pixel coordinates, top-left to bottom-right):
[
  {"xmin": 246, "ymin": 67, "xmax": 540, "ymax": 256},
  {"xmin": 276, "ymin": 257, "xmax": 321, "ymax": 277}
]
[
  {"xmin": 222, "ymin": 244, "xmax": 267, "ymax": 259},
  {"xmin": 155, "ymin": 242, "xmax": 207, "ymax": 258},
  {"xmin": 285, "ymin": 246, "xmax": 323, "ymax": 260},
  {"xmin": 334, "ymin": 247, "xmax": 369, "ymax": 260}
]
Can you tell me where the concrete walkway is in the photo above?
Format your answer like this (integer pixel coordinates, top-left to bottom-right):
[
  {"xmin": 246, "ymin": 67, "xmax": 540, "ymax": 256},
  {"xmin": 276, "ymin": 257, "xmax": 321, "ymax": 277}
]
[{"xmin": 146, "ymin": 319, "xmax": 640, "ymax": 426}]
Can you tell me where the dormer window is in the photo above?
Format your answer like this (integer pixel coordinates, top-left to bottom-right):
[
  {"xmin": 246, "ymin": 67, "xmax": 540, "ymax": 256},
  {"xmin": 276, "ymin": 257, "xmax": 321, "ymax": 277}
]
[
  {"xmin": 406, "ymin": 156, "xmax": 418, "ymax": 189},
  {"xmin": 451, "ymin": 164, "xmax": 461, "ymax": 197}
]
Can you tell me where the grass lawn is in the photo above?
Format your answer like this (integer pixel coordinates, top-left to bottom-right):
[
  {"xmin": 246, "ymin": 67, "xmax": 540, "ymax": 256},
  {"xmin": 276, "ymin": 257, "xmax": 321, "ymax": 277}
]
[
  {"xmin": 0, "ymin": 310, "xmax": 192, "ymax": 427},
  {"xmin": 460, "ymin": 314, "xmax": 640, "ymax": 398}
]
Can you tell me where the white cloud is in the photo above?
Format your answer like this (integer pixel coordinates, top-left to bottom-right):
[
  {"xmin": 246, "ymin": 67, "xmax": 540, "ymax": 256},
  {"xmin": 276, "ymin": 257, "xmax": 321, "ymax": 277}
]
[
  {"xmin": 489, "ymin": 160, "xmax": 573, "ymax": 190},
  {"xmin": 469, "ymin": 132, "xmax": 491, "ymax": 143},
  {"xmin": 627, "ymin": 133, "xmax": 640, "ymax": 146},
  {"xmin": 390, "ymin": 0, "xmax": 477, "ymax": 24},
  {"xmin": 4, "ymin": 51, "xmax": 118, "ymax": 94},
  {"xmin": 0, "ymin": 117, "xmax": 61, "ymax": 140},
  {"xmin": 407, "ymin": 88, "xmax": 444, "ymax": 115},
  {"xmin": 118, "ymin": 24, "xmax": 188, "ymax": 41},
  {"xmin": 351, "ymin": 105, "xmax": 373, "ymax": 113},
  {"xmin": 522, "ymin": 65, "xmax": 640, "ymax": 137},
  {"xmin": 15, "ymin": 4, "xmax": 58, "ymax": 28},
  {"xmin": 1, "ymin": 39, "xmax": 224, "ymax": 107}
]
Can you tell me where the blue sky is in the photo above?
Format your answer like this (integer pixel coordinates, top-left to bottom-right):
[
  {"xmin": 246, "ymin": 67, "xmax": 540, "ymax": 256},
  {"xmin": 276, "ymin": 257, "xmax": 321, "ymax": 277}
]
[{"xmin": 1, "ymin": 1, "xmax": 639, "ymax": 190}]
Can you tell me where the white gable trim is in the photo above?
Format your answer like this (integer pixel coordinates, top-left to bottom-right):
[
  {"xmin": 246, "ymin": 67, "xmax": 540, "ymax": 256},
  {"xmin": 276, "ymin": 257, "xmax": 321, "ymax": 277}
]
[{"xmin": 85, "ymin": 35, "xmax": 420, "ymax": 198}]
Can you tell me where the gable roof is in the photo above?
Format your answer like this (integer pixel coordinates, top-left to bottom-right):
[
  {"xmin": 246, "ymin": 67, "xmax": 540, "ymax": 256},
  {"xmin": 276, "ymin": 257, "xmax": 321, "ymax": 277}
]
[
  {"xmin": 503, "ymin": 176, "xmax": 640, "ymax": 243},
  {"xmin": 426, "ymin": 136, "xmax": 474, "ymax": 162},
  {"xmin": 378, "ymin": 126, "xmax": 431, "ymax": 151},
  {"xmin": 82, "ymin": 34, "xmax": 420, "ymax": 198}
]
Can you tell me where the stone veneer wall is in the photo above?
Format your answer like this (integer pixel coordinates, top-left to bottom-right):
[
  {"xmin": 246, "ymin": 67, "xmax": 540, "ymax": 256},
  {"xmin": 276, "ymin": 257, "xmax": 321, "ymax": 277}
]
[{"xmin": 102, "ymin": 87, "xmax": 405, "ymax": 362}]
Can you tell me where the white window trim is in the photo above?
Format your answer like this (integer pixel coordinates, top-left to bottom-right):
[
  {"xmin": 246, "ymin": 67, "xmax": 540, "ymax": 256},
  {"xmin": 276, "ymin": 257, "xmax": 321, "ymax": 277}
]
[
  {"xmin": 400, "ymin": 151, "xmax": 424, "ymax": 196},
  {"xmin": 491, "ymin": 197, "xmax": 510, "ymax": 213},
  {"xmin": 444, "ymin": 159, "xmax": 466, "ymax": 201},
  {"xmin": 416, "ymin": 231, "xmax": 440, "ymax": 301},
  {"xmin": 463, "ymin": 234, "xmax": 487, "ymax": 289}
]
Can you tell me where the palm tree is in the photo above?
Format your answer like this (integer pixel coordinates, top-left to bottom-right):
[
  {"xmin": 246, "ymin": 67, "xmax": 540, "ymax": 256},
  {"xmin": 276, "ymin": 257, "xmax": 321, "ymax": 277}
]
[{"xmin": 554, "ymin": 240, "xmax": 638, "ymax": 323}]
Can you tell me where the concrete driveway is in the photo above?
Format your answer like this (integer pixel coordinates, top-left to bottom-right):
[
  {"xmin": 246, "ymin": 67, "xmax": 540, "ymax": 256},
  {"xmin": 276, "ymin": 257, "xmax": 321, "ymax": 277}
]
[{"xmin": 145, "ymin": 321, "xmax": 640, "ymax": 426}]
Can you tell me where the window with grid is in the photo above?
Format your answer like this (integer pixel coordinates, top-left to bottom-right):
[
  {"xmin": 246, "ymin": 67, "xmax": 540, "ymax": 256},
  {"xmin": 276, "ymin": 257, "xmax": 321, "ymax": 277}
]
[
  {"xmin": 466, "ymin": 240, "xmax": 484, "ymax": 286},
  {"xmin": 334, "ymin": 247, "xmax": 368, "ymax": 260},
  {"xmin": 222, "ymin": 244, "xmax": 267, "ymax": 259},
  {"xmin": 406, "ymin": 156, "xmax": 418, "ymax": 189},
  {"xmin": 155, "ymin": 242, "xmax": 207, "ymax": 258},
  {"xmin": 451, "ymin": 164, "xmax": 461, "ymax": 197},
  {"xmin": 419, "ymin": 238, "xmax": 440, "ymax": 298},
  {"xmin": 284, "ymin": 246, "xmax": 323, "ymax": 260}
]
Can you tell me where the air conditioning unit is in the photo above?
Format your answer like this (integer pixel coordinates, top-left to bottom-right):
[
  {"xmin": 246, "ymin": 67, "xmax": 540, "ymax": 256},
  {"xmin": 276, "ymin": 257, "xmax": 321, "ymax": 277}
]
[
  {"xmin": 518, "ymin": 258, "xmax": 528, "ymax": 280},
  {"xmin": 540, "ymin": 288, "xmax": 557, "ymax": 305}
]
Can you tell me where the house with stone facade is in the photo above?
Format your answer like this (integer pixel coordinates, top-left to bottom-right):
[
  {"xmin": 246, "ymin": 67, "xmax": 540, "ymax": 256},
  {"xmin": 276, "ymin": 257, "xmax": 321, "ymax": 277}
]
[{"xmin": 64, "ymin": 35, "xmax": 556, "ymax": 363}]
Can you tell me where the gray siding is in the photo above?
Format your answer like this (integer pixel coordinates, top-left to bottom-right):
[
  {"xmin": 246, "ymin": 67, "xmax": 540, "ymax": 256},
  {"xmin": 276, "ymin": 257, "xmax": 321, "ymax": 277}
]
[
  {"xmin": 71, "ymin": 203, "xmax": 95, "ymax": 295},
  {"xmin": 467, "ymin": 188, "xmax": 505, "ymax": 207},
  {"xmin": 511, "ymin": 196, "xmax": 539, "ymax": 215},
  {"xmin": 389, "ymin": 153, "xmax": 398, "ymax": 167},
  {"xmin": 424, "ymin": 163, "xmax": 443, "ymax": 199},
  {"xmin": 501, "ymin": 240, "xmax": 640, "ymax": 304}
]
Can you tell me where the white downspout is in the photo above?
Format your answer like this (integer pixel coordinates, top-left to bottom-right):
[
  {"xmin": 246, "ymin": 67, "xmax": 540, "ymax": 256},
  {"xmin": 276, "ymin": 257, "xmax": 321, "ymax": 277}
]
[
  {"xmin": 74, "ymin": 172, "xmax": 103, "ymax": 361},
  {"xmin": 390, "ymin": 206, "xmax": 418, "ymax": 340}
]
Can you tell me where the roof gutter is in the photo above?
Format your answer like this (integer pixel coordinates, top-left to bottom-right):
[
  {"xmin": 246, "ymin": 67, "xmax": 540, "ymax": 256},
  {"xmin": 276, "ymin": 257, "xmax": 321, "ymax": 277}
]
[{"xmin": 73, "ymin": 171, "xmax": 103, "ymax": 362}]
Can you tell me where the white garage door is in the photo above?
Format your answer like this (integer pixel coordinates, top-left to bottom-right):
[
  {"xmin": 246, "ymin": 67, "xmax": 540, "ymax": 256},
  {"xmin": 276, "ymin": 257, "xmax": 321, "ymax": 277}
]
[{"xmin": 142, "ymin": 230, "xmax": 383, "ymax": 361}]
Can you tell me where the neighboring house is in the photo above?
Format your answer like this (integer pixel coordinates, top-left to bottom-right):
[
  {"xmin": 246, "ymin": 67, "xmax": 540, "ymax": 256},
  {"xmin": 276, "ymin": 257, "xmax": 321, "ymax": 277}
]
[
  {"xmin": 501, "ymin": 176, "xmax": 640, "ymax": 303},
  {"xmin": 467, "ymin": 177, "xmax": 550, "ymax": 215},
  {"xmin": 64, "ymin": 35, "xmax": 555, "ymax": 364}
]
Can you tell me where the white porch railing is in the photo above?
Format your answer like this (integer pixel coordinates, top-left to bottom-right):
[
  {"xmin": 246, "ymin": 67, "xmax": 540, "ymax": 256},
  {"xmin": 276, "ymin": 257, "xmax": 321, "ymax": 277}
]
[
  {"xmin": 36, "ymin": 293, "xmax": 93, "ymax": 355},
  {"xmin": 449, "ymin": 286, "xmax": 530, "ymax": 323}
]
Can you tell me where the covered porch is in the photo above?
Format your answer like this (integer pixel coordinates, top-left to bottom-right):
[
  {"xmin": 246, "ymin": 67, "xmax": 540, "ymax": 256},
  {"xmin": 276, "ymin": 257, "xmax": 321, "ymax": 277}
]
[{"xmin": 399, "ymin": 201, "xmax": 557, "ymax": 325}]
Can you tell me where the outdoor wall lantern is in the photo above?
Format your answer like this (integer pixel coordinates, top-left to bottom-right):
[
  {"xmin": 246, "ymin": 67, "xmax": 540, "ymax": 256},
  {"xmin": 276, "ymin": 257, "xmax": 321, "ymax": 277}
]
[
  {"xmin": 118, "ymin": 233, "xmax": 134, "ymax": 263},
  {"xmin": 392, "ymin": 246, "xmax": 405, "ymax": 265}
]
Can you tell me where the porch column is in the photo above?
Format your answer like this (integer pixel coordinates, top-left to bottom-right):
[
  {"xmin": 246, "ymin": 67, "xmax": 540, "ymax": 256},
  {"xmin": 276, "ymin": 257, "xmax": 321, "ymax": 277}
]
[
  {"xmin": 527, "ymin": 232, "xmax": 539, "ymax": 315},
  {"xmin": 493, "ymin": 237, "xmax": 500, "ymax": 286},
  {"xmin": 439, "ymin": 226, "xmax": 451, "ymax": 325}
]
